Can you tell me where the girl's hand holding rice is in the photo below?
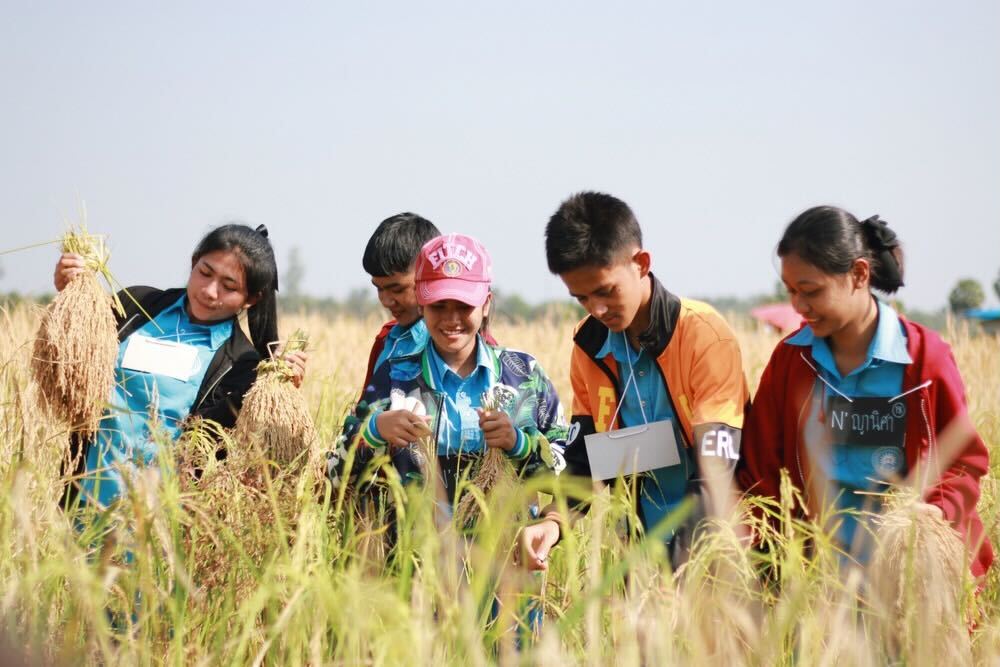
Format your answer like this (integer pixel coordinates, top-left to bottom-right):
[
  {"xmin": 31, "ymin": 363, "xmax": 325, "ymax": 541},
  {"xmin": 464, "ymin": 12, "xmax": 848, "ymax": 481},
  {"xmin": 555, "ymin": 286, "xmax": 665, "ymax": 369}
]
[
  {"xmin": 376, "ymin": 409, "xmax": 432, "ymax": 448},
  {"xmin": 477, "ymin": 409, "xmax": 516, "ymax": 451},
  {"xmin": 272, "ymin": 343, "xmax": 309, "ymax": 388},
  {"xmin": 53, "ymin": 252, "xmax": 87, "ymax": 291}
]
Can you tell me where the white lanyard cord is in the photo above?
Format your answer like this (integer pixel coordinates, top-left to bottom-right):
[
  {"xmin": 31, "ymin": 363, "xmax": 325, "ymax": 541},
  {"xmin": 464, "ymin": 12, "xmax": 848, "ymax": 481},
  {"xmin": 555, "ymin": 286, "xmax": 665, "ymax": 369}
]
[
  {"xmin": 608, "ymin": 332, "xmax": 650, "ymax": 428},
  {"xmin": 799, "ymin": 352, "xmax": 854, "ymax": 403}
]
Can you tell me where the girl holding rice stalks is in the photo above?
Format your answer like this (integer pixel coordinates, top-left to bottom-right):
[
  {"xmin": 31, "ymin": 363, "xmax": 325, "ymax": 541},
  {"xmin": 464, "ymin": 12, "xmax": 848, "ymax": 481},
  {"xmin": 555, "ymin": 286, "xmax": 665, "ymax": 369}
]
[
  {"xmin": 737, "ymin": 206, "xmax": 992, "ymax": 581},
  {"xmin": 332, "ymin": 233, "xmax": 566, "ymax": 514},
  {"xmin": 330, "ymin": 233, "xmax": 567, "ymax": 643},
  {"xmin": 56, "ymin": 223, "xmax": 307, "ymax": 510}
]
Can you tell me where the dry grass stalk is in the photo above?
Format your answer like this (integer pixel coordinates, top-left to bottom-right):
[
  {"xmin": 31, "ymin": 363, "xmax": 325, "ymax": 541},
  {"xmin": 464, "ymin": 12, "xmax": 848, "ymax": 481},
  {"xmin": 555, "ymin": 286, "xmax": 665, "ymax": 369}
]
[
  {"xmin": 232, "ymin": 330, "xmax": 316, "ymax": 467},
  {"xmin": 871, "ymin": 494, "xmax": 971, "ymax": 666},
  {"xmin": 30, "ymin": 226, "xmax": 118, "ymax": 436}
]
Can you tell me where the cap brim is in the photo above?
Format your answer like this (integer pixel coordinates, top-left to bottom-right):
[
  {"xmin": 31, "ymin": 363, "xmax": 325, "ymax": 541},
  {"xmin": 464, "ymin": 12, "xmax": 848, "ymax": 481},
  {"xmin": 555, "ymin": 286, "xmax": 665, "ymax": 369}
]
[{"xmin": 416, "ymin": 279, "xmax": 489, "ymax": 307}]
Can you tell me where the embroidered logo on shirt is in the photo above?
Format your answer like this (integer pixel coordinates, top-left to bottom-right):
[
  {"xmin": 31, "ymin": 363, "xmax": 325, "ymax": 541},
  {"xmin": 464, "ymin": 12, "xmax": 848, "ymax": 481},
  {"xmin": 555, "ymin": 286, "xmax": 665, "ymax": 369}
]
[{"xmin": 872, "ymin": 446, "xmax": 904, "ymax": 477}]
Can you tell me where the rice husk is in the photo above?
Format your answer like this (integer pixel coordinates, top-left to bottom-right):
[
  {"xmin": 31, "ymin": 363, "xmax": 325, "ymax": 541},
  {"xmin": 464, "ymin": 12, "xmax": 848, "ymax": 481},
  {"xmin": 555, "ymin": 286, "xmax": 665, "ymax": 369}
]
[
  {"xmin": 232, "ymin": 330, "xmax": 316, "ymax": 467},
  {"xmin": 31, "ymin": 246, "xmax": 118, "ymax": 436},
  {"xmin": 871, "ymin": 498, "xmax": 971, "ymax": 665}
]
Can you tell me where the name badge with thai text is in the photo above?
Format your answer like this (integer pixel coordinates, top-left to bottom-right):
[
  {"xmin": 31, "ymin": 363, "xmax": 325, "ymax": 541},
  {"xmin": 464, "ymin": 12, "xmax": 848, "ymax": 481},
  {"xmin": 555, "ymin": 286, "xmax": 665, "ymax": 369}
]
[
  {"xmin": 584, "ymin": 419, "xmax": 681, "ymax": 481},
  {"xmin": 121, "ymin": 335, "xmax": 200, "ymax": 381},
  {"xmin": 826, "ymin": 395, "xmax": 906, "ymax": 448}
]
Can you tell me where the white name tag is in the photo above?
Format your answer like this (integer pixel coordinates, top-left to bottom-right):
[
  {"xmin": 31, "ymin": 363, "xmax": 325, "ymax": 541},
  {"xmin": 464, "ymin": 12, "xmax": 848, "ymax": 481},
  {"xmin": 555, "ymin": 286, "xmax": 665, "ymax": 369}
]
[
  {"xmin": 584, "ymin": 419, "xmax": 682, "ymax": 481},
  {"xmin": 121, "ymin": 334, "xmax": 200, "ymax": 381}
]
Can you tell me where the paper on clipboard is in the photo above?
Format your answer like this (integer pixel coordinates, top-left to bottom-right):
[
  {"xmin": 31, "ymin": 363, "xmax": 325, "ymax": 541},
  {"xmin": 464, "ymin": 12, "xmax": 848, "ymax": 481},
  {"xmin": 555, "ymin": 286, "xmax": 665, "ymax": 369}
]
[{"xmin": 584, "ymin": 419, "xmax": 681, "ymax": 481}]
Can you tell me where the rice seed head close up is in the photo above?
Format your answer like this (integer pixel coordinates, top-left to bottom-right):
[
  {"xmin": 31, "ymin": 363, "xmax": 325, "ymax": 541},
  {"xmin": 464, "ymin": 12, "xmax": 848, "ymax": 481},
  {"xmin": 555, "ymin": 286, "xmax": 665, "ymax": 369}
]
[
  {"xmin": 30, "ymin": 226, "xmax": 118, "ymax": 436},
  {"xmin": 232, "ymin": 329, "xmax": 317, "ymax": 467}
]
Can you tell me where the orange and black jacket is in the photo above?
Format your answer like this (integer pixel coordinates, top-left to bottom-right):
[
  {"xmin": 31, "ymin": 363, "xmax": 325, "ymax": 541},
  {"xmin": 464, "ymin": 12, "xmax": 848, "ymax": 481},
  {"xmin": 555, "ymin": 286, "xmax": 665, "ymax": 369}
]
[{"xmin": 561, "ymin": 274, "xmax": 750, "ymax": 520}]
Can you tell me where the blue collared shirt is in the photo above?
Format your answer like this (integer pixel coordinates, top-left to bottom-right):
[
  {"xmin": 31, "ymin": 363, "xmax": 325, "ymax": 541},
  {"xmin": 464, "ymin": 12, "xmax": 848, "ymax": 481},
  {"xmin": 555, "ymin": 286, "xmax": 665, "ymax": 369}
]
[
  {"xmin": 374, "ymin": 319, "xmax": 430, "ymax": 376},
  {"xmin": 81, "ymin": 295, "xmax": 232, "ymax": 507},
  {"xmin": 785, "ymin": 299, "xmax": 911, "ymax": 549},
  {"xmin": 597, "ymin": 331, "xmax": 691, "ymax": 537},
  {"xmin": 423, "ymin": 336, "xmax": 527, "ymax": 457}
]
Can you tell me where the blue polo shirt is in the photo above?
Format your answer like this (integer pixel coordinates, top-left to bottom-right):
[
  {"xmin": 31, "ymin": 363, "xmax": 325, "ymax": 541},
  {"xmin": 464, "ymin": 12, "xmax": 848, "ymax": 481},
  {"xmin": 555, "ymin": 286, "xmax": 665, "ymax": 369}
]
[
  {"xmin": 785, "ymin": 300, "xmax": 911, "ymax": 550},
  {"xmin": 374, "ymin": 319, "xmax": 429, "ymax": 375},
  {"xmin": 421, "ymin": 337, "xmax": 528, "ymax": 458},
  {"xmin": 80, "ymin": 295, "xmax": 232, "ymax": 508},
  {"xmin": 597, "ymin": 332, "xmax": 691, "ymax": 537}
]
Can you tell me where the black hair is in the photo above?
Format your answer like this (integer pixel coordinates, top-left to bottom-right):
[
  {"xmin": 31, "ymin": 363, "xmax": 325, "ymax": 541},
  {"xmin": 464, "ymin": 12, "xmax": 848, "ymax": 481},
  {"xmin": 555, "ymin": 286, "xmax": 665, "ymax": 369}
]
[
  {"xmin": 362, "ymin": 212, "xmax": 441, "ymax": 277},
  {"xmin": 191, "ymin": 223, "xmax": 279, "ymax": 358},
  {"xmin": 777, "ymin": 206, "xmax": 905, "ymax": 294},
  {"xmin": 544, "ymin": 192, "xmax": 643, "ymax": 274}
]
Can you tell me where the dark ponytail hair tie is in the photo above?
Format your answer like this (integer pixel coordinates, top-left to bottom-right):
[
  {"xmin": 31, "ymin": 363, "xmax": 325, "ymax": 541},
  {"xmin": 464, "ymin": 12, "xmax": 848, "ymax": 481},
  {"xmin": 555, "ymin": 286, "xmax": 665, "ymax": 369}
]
[
  {"xmin": 859, "ymin": 215, "xmax": 898, "ymax": 251},
  {"xmin": 860, "ymin": 215, "xmax": 904, "ymax": 290},
  {"xmin": 252, "ymin": 224, "xmax": 278, "ymax": 291}
]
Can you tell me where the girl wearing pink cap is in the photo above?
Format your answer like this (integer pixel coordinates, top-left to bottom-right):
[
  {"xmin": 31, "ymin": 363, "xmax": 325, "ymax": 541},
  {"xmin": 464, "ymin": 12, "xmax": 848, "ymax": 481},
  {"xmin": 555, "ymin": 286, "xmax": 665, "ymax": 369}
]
[
  {"xmin": 329, "ymin": 233, "xmax": 567, "ymax": 641},
  {"xmin": 331, "ymin": 233, "xmax": 567, "ymax": 506}
]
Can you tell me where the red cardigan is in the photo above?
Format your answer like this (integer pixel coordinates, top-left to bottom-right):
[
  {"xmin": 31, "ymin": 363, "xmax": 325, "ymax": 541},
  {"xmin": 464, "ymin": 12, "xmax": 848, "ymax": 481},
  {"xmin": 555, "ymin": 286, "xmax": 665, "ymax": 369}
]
[{"xmin": 738, "ymin": 317, "xmax": 993, "ymax": 578}]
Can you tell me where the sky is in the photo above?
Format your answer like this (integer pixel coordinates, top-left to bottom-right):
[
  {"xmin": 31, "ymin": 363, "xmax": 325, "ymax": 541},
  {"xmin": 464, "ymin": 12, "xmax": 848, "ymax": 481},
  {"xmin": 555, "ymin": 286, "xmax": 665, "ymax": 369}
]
[{"xmin": 2, "ymin": 1, "xmax": 998, "ymax": 311}]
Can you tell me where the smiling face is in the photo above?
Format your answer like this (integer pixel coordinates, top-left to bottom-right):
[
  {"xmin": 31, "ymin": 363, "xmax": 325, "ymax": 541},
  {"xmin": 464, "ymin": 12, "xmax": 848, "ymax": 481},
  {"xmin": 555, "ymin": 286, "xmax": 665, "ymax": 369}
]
[
  {"xmin": 780, "ymin": 251, "xmax": 871, "ymax": 339},
  {"xmin": 372, "ymin": 268, "xmax": 420, "ymax": 326},
  {"xmin": 421, "ymin": 295, "xmax": 491, "ymax": 370},
  {"xmin": 186, "ymin": 249, "xmax": 258, "ymax": 322},
  {"xmin": 558, "ymin": 250, "xmax": 652, "ymax": 334}
]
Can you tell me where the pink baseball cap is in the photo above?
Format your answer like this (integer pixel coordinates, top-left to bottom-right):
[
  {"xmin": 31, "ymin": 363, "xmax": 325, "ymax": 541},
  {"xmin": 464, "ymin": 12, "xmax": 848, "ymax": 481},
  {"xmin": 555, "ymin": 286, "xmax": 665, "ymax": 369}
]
[{"xmin": 414, "ymin": 233, "xmax": 493, "ymax": 307}]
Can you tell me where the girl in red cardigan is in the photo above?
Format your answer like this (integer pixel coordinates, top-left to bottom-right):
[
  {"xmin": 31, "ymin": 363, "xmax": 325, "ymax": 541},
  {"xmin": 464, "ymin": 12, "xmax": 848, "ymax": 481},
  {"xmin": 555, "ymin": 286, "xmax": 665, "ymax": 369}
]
[{"xmin": 738, "ymin": 206, "xmax": 992, "ymax": 578}]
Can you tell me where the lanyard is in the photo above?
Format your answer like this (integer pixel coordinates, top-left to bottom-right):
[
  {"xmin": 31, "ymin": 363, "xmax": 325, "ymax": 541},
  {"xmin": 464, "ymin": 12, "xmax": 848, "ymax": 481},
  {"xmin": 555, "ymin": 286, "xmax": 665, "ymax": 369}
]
[{"xmin": 609, "ymin": 332, "xmax": 649, "ymax": 428}]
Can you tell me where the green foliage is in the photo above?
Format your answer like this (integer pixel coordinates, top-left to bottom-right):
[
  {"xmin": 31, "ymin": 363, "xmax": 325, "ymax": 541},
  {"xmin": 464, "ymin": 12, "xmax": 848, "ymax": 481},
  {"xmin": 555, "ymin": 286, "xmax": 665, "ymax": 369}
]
[{"xmin": 949, "ymin": 278, "xmax": 985, "ymax": 314}]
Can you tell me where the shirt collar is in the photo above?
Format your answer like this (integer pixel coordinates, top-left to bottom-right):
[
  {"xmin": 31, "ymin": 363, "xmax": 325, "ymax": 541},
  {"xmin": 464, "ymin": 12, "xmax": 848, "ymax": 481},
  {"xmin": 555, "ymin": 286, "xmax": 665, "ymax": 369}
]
[
  {"xmin": 172, "ymin": 295, "xmax": 234, "ymax": 348},
  {"xmin": 427, "ymin": 334, "xmax": 495, "ymax": 385},
  {"xmin": 784, "ymin": 300, "xmax": 911, "ymax": 371},
  {"xmin": 597, "ymin": 330, "xmax": 642, "ymax": 365},
  {"xmin": 869, "ymin": 300, "xmax": 911, "ymax": 364},
  {"xmin": 388, "ymin": 318, "xmax": 428, "ymax": 343}
]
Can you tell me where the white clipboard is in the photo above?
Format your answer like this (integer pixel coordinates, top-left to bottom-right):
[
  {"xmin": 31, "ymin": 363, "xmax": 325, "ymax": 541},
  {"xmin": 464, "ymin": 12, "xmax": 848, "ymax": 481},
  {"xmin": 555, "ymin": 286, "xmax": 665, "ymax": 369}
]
[{"xmin": 584, "ymin": 419, "xmax": 681, "ymax": 481}]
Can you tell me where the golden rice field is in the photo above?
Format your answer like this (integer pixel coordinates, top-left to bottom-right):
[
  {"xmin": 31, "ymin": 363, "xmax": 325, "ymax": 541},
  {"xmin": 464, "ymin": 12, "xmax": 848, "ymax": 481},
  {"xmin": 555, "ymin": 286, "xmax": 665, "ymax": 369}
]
[{"xmin": 1, "ymin": 302, "xmax": 999, "ymax": 666}]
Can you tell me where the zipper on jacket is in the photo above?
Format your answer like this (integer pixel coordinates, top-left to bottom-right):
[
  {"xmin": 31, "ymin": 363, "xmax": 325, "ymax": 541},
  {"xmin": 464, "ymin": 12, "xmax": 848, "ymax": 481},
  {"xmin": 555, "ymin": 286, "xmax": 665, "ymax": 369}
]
[
  {"xmin": 117, "ymin": 314, "xmax": 140, "ymax": 338},
  {"xmin": 919, "ymin": 394, "xmax": 935, "ymax": 493},
  {"xmin": 195, "ymin": 362, "xmax": 233, "ymax": 412}
]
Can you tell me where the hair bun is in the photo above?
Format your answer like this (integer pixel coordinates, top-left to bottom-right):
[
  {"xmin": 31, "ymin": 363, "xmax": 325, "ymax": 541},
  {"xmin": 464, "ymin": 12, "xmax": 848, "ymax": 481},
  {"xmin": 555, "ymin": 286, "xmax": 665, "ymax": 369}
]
[
  {"xmin": 860, "ymin": 215, "xmax": 904, "ymax": 291},
  {"xmin": 859, "ymin": 215, "xmax": 898, "ymax": 251},
  {"xmin": 255, "ymin": 224, "xmax": 269, "ymax": 239}
]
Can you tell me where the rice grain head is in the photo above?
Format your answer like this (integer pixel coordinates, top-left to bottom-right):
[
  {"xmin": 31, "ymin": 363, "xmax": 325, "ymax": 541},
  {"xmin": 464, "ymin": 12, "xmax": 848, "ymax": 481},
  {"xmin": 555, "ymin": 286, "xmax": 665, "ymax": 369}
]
[
  {"xmin": 870, "ymin": 495, "xmax": 971, "ymax": 666},
  {"xmin": 232, "ymin": 330, "xmax": 316, "ymax": 467},
  {"xmin": 454, "ymin": 385, "xmax": 520, "ymax": 526},
  {"xmin": 30, "ymin": 227, "xmax": 118, "ymax": 437}
]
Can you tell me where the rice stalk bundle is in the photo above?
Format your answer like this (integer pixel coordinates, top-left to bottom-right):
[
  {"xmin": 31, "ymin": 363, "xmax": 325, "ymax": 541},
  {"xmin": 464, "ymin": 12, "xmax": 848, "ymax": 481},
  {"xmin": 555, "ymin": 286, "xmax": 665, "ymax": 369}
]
[
  {"xmin": 232, "ymin": 330, "xmax": 316, "ymax": 467},
  {"xmin": 454, "ymin": 385, "xmax": 520, "ymax": 527},
  {"xmin": 30, "ymin": 226, "xmax": 119, "ymax": 437},
  {"xmin": 871, "ymin": 495, "xmax": 970, "ymax": 665},
  {"xmin": 182, "ymin": 442, "xmax": 306, "ymax": 604}
]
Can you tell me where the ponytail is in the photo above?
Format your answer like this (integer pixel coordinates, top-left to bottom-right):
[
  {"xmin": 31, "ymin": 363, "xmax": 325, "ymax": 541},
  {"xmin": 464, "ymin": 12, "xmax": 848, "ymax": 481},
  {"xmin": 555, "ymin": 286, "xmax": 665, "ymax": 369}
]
[
  {"xmin": 777, "ymin": 206, "xmax": 905, "ymax": 294},
  {"xmin": 192, "ymin": 223, "xmax": 280, "ymax": 358},
  {"xmin": 858, "ymin": 215, "xmax": 905, "ymax": 293}
]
